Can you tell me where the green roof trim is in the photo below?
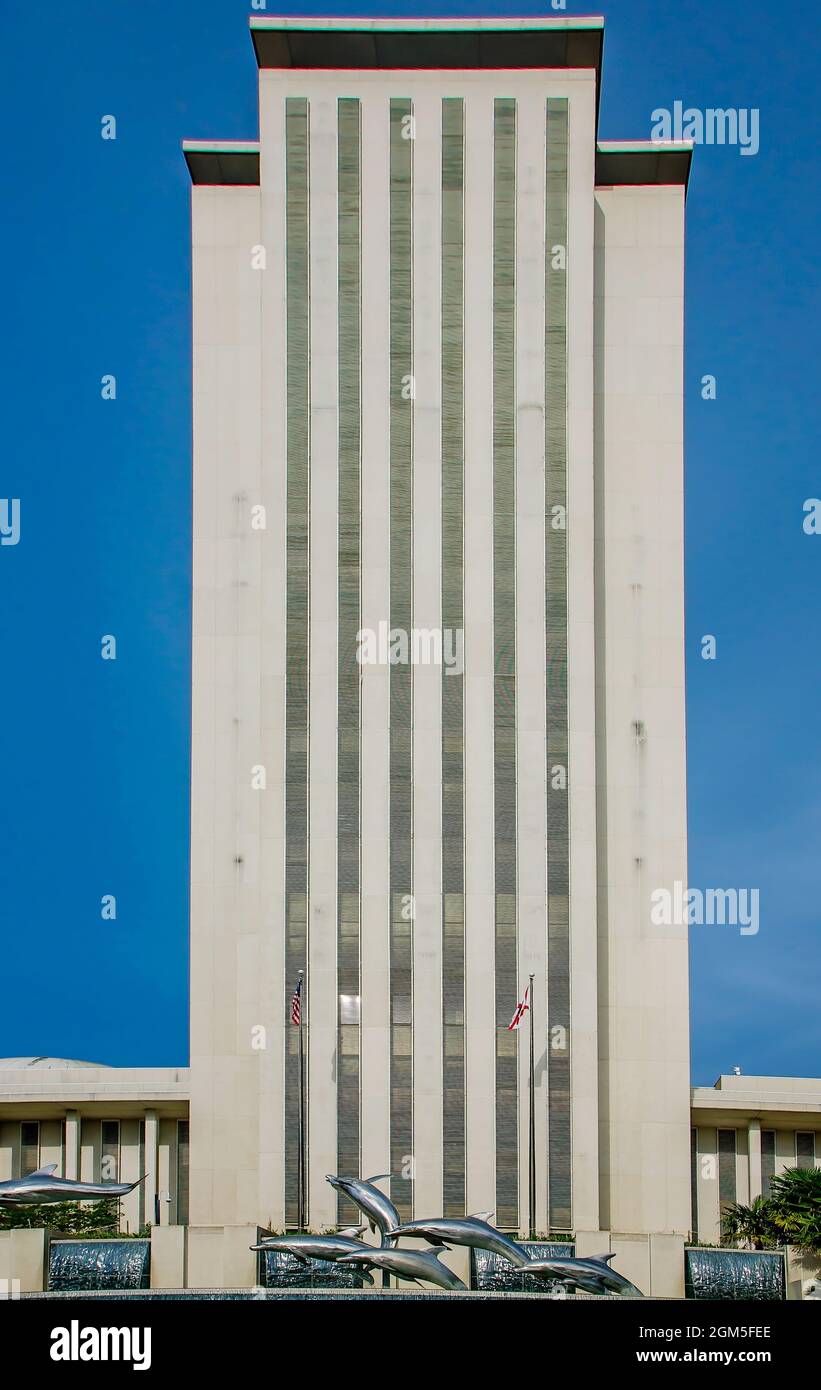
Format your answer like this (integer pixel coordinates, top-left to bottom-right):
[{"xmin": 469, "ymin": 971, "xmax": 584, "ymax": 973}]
[
  {"xmin": 183, "ymin": 140, "xmax": 260, "ymax": 154},
  {"xmin": 249, "ymin": 16, "xmax": 605, "ymax": 32}
]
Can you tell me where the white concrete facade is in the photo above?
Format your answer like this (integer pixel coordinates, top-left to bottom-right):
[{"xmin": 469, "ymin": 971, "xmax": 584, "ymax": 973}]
[
  {"xmin": 183, "ymin": 16, "xmax": 692, "ymax": 1241},
  {"xmin": 593, "ymin": 183, "xmax": 691, "ymax": 1237}
]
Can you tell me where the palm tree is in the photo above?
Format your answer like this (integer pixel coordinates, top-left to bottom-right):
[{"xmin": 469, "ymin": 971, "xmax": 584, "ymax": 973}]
[
  {"xmin": 721, "ymin": 1196, "xmax": 781, "ymax": 1250},
  {"xmin": 767, "ymin": 1167, "xmax": 821, "ymax": 1256},
  {"xmin": 721, "ymin": 1168, "xmax": 821, "ymax": 1257}
]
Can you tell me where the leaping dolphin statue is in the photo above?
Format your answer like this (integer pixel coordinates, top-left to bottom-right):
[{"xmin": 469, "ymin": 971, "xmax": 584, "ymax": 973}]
[
  {"xmin": 0, "ymin": 1164, "xmax": 146, "ymax": 1207},
  {"xmin": 325, "ymin": 1174, "xmax": 400, "ymax": 1247},
  {"xmin": 337, "ymin": 1245, "xmax": 467, "ymax": 1291},
  {"xmin": 250, "ymin": 1233, "xmax": 376, "ymax": 1285},
  {"xmin": 388, "ymin": 1214, "xmax": 531, "ymax": 1268},
  {"xmin": 520, "ymin": 1252, "xmax": 643, "ymax": 1297},
  {"xmin": 250, "ymin": 1231, "xmax": 373, "ymax": 1264}
]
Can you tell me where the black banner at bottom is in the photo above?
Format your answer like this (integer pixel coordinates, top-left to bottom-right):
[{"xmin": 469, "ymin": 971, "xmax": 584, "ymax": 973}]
[{"xmin": 1, "ymin": 1291, "xmax": 815, "ymax": 1375}]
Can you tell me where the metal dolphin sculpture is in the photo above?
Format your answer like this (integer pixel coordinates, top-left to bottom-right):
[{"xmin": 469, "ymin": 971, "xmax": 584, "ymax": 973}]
[
  {"xmin": 250, "ymin": 1233, "xmax": 376, "ymax": 1285},
  {"xmin": 325, "ymin": 1174, "xmax": 400, "ymax": 1247},
  {"xmin": 0, "ymin": 1164, "xmax": 146, "ymax": 1207},
  {"xmin": 389, "ymin": 1214, "xmax": 531, "ymax": 1268},
  {"xmin": 337, "ymin": 1245, "xmax": 467, "ymax": 1291},
  {"xmin": 249, "ymin": 1232, "xmax": 373, "ymax": 1263},
  {"xmin": 520, "ymin": 1251, "xmax": 643, "ymax": 1297}
]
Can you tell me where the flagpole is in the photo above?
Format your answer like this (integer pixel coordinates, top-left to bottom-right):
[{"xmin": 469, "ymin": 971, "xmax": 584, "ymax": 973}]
[
  {"xmin": 297, "ymin": 968, "xmax": 305, "ymax": 1231},
  {"xmin": 528, "ymin": 972, "xmax": 535, "ymax": 1240}
]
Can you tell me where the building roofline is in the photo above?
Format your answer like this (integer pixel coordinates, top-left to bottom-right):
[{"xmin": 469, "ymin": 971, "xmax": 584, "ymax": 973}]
[
  {"xmin": 183, "ymin": 20, "xmax": 694, "ymax": 195},
  {"xmin": 697, "ymin": 1073, "xmax": 821, "ymax": 1093},
  {"xmin": 0, "ymin": 1056, "xmax": 110, "ymax": 1070},
  {"xmin": 690, "ymin": 1074, "xmax": 821, "ymax": 1124},
  {"xmin": 0, "ymin": 1065, "xmax": 191, "ymax": 1116},
  {"xmin": 249, "ymin": 14, "xmax": 604, "ymax": 79}
]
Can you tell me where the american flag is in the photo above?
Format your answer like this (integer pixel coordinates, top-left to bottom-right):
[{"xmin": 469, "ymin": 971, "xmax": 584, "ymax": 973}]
[
  {"xmin": 508, "ymin": 984, "xmax": 530, "ymax": 1031},
  {"xmin": 290, "ymin": 977, "xmax": 303, "ymax": 1027}
]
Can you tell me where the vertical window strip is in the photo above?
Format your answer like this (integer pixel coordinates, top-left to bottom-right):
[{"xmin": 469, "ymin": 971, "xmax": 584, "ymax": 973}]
[
  {"xmin": 796, "ymin": 1132, "xmax": 815, "ymax": 1169},
  {"xmin": 389, "ymin": 98, "xmax": 414, "ymax": 1219},
  {"xmin": 138, "ymin": 1122, "xmax": 146, "ymax": 1229},
  {"xmin": 176, "ymin": 1120, "xmax": 190, "ymax": 1226},
  {"xmin": 20, "ymin": 1120, "xmax": 39, "ymax": 1177},
  {"xmin": 718, "ymin": 1128, "xmax": 737, "ymax": 1212},
  {"xmin": 284, "ymin": 96, "xmax": 310, "ymax": 1227},
  {"xmin": 441, "ymin": 97, "xmax": 465, "ymax": 1217},
  {"xmin": 101, "ymin": 1120, "xmax": 120, "ymax": 1181},
  {"xmin": 545, "ymin": 96, "xmax": 571, "ymax": 1232},
  {"xmin": 336, "ymin": 97, "xmax": 362, "ymax": 1219},
  {"xmin": 493, "ymin": 96, "xmax": 518, "ymax": 1230}
]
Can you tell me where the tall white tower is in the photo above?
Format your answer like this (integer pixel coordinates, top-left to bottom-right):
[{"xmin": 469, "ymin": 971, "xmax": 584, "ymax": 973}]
[{"xmin": 185, "ymin": 15, "xmax": 691, "ymax": 1246}]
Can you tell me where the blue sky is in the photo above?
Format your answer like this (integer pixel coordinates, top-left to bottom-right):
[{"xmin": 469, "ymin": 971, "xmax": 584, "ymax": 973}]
[{"xmin": 1, "ymin": 1, "xmax": 818, "ymax": 1083}]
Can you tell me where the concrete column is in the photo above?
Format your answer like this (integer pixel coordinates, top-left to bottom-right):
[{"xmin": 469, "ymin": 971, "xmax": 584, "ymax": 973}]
[
  {"xmin": 150, "ymin": 1225, "xmax": 186, "ymax": 1290},
  {"xmin": 186, "ymin": 1224, "xmax": 258, "ymax": 1290},
  {"xmin": 695, "ymin": 1126, "xmax": 721, "ymax": 1245},
  {"xmin": 610, "ymin": 1234, "xmax": 651, "ymax": 1297},
  {"xmin": 80, "ymin": 1117, "xmax": 100, "ymax": 1182},
  {"xmin": 0, "ymin": 1229, "xmax": 49, "ymax": 1293},
  {"xmin": 593, "ymin": 182, "xmax": 690, "ymax": 1237},
  {"xmin": 786, "ymin": 1247, "xmax": 820, "ymax": 1300},
  {"xmin": 188, "ymin": 179, "xmax": 264, "ymax": 1229},
  {"xmin": 649, "ymin": 1231, "xmax": 686, "ymax": 1298},
  {"xmin": 64, "ymin": 1110, "xmax": 80, "ymax": 1180},
  {"xmin": 144, "ymin": 1110, "xmax": 158, "ymax": 1226},
  {"xmin": 748, "ymin": 1118, "xmax": 762, "ymax": 1201},
  {"xmin": 119, "ymin": 1118, "xmax": 142, "ymax": 1233},
  {"xmin": 157, "ymin": 1119, "xmax": 173, "ymax": 1228},
  {"xmin": 0, "ymin": 1122, "xmax": 14, "ymax": 1181}
]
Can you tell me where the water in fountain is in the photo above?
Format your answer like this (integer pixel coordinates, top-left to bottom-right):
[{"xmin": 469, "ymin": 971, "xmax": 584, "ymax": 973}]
[
  {"xmin": 259, "ymin": 1249, "xmax": 372, "ymax": 1289},
  {"xmin": 48, "ymin": 1240, "xmax": 150, "ymax": 1292},
  {"xmin": 685, "ymin": 1248, "xmax": 785, "ymax": 1300},
  {"xmin": 472, "ymin": 1242, "xmax": 575, "ymax": 1292}
]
